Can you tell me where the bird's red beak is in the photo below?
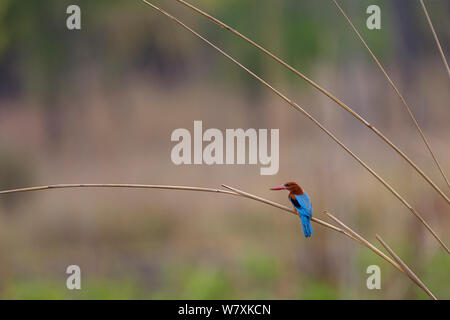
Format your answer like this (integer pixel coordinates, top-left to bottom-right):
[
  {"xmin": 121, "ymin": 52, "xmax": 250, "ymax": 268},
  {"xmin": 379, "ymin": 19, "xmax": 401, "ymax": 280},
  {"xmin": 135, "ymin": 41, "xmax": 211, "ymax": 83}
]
[{"xmin": 270, "ymin": 185, "xmax": 286, "ymax": 190}]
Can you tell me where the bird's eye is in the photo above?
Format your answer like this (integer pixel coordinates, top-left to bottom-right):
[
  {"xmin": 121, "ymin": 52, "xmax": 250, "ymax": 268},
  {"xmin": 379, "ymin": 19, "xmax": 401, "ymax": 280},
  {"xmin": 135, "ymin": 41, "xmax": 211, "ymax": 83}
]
[{"xmin": 284, "ymin": 184, "xmax": 290, "ymax": 187}]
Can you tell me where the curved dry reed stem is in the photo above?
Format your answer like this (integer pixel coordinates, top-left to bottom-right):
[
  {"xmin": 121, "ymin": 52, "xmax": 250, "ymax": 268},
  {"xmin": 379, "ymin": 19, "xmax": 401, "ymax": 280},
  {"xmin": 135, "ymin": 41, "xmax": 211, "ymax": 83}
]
[
  {"xmin": 327, "ymin": 212, "xmax": 437, "ymax": 299},
  {"xmin": 175, "ymin": 0, "xmax": 450, "ymax": 205},
  {"xmin": 376, "ymin": 235, "xmax": 437, "ymax": 300},
  {"xmin": 221, "ymin": 184, "xmax": 355, "ymax": 239},
  {"xmin": 140, "ymin": 0, "xmax": 449, "ymax": 253},
  {"xmin": 324, "ymin": 212, "xmax": 403, "ymax": 273},
  {"xmin": 0, "ymin": 182, "xmax": 409, "ymax": 278},
  {"xmin": 332, "ymin": 0, "xmax": 450, "ymax": 191},
  {"xmin": 0, "ymin": 184, "xmax": 236, "ymax": 196},
  {"xmin": 419, "ymin": 0, "xmax": 450, "ymax": 79},
  {"xmin": 0, "ymin": 183, "xmax": 348, "ymax": 238}
]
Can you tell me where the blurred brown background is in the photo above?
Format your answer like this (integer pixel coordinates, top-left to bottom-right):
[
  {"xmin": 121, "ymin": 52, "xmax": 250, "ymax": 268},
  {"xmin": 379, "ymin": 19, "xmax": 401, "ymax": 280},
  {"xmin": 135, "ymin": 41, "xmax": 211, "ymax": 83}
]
[{"xmin": 0, "ymin": 0, "xmax": 448, "ymax": 299}]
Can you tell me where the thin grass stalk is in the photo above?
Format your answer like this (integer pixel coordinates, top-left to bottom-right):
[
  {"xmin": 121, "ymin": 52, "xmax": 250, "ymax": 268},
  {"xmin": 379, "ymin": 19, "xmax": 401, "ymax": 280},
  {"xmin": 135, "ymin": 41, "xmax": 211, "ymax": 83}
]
[
  {"xmin": 0, "ymin": 184, "xmax": 238, "ymax": 195},
  {"xmin": 0, "ymin": 183, "xmax": 347, "ymax": 238},
  {"xmin": 324, "ymin": 212, "xmax": 403, "ymax": 273},
  {"xmin": 376, "ymin": 235, "xmax": 438, "ymax": 300},
  {"xmin": 419, "ymin": 0, "xmax": 450, "ymax": 79},
  {"xmin": 328, "ymin": 212, "xmax": 437, "ymax": 299},
  {"xmin": 222, "ymin": 185, "xmax": 404, "ymax": 269},
  {"xmin": 220, "ymin": 184, "xmax": 355, "ymax": 239},
  {"xmin": 0, "ymin": 182, "xmax": 408, "ymax": 278},
  {"xmin": 175, "ymin": 0, "xmax": 450, "ymax": 204},
  {"xmin": 140, "ymin": 0, "xmax": 449, "ymax": 253},
  {"xmin": 332, "ymin": 0, "xmax": 450, "ymax": 191}
]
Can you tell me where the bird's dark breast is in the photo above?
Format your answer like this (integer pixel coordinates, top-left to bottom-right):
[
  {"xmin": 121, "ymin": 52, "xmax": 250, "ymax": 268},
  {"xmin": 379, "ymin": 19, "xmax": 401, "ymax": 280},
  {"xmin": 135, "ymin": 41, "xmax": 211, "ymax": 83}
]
[{"xmin": 289, "ymin": 193, "xmax": 301, "ymax": 209}]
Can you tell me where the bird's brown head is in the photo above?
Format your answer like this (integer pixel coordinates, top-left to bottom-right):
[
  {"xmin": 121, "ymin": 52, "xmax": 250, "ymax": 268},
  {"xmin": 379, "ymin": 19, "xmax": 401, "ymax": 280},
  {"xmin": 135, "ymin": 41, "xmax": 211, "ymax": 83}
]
[{"xmin": 270, "ymin": 182, "xmax": 303, "ymax": 195}]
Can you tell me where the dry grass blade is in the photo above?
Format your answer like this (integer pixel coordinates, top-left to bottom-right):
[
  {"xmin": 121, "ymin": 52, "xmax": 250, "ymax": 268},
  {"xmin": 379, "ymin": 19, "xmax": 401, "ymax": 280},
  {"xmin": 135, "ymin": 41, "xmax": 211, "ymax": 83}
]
[
  {"xmin": 419, "ymin": 0, "xmax": 450, "ymax": 79},
  {"xmin": 0, "ymin": 182, "xmax": 439, "ymax": 298},
  {"xmin": 176, "ymin": 0, "xmax": 450, "ymax": 204},
  {"xmin": 0, "ymin": 182, "xmax": 353, "ymax": 242},
  {"xmin": 140, "ymin": 0, "xmax": 449, "ymax": 253},
  {"xmin": 324, "ymin": 211, "xmax": 403, "ymax": 273},
  {"xmin": 376, "ymin": 234, "xmax": 438, "ymax": 300},
  {"xmin": 332, "ymin": 0, "xmax": 450, "ymax": 192},
  {"xmin": 221, "ymin": 184, "xmax": 355, "ymax": 238},
  {"xmin": 0, "ymin": 184, "xmax": 237, "ymax": 196}
]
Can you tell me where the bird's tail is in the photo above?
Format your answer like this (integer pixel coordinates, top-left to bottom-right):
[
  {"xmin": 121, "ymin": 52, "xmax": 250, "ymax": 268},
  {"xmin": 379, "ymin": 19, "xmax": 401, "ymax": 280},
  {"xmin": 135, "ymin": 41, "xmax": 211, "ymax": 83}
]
[{"xmin": 300, "ymin": 215, "xmax": 314, "ymax": 238}]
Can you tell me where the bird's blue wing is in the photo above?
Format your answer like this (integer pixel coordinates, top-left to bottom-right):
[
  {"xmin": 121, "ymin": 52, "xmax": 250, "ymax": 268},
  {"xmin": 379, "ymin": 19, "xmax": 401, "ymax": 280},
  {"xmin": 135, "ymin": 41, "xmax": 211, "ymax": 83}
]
[
  {"xmin": 289, "ymin": 193, "xmax": 314, "ymax": 237},
  {"xmin": 290, "ymin": 194, "xmax": 313, "ymax": 218}
]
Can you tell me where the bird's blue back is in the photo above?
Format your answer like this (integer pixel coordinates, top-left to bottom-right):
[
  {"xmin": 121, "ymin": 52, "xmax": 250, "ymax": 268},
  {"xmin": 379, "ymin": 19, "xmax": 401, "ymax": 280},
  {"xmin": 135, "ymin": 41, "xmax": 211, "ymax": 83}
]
[
  {"xmin": 289, "ymin": 193, "xmax": 313, "ymax": 217},
  {"xmin": 289, "ymin": 193, "xmax": 313, "ymax": 238}
]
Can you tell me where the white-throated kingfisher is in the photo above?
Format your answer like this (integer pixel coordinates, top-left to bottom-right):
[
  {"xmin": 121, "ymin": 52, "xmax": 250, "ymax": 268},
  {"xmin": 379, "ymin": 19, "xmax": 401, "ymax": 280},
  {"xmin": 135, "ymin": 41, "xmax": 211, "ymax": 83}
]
[{"xmin": 271, "ymin": 182, "xmax": 313, "ymax": 238}]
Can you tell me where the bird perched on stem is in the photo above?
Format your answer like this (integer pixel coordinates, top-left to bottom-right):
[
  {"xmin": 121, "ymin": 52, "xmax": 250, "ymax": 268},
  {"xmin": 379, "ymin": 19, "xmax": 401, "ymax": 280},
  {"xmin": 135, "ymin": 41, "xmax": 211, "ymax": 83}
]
[{"xmin": 271, "ymin": 182, "xmax": 313, "ymax": 238}]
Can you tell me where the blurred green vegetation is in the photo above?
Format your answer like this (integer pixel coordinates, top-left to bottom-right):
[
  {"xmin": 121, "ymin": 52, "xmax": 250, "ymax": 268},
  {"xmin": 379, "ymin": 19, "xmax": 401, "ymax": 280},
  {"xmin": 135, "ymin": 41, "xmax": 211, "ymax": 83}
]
[
  {"xmin": 1, "ymin": 245, "xmax": 447, "ymax": 299},
  {"xmin": 419, "ymin": 252, "xmax": 450, "ymax": 299},
  {"xmin": 1, "ymin": 0, "xmax": 448, "ymax": 102},
  {"xmin": 3, "ymin": 277, "xmax": 144, "ymax": 299},
  {"xmin": 1, "ymin": 0, "xmax": 437, "ymax": 99}
]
